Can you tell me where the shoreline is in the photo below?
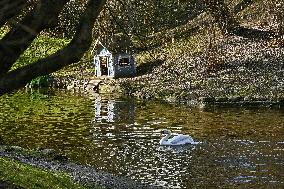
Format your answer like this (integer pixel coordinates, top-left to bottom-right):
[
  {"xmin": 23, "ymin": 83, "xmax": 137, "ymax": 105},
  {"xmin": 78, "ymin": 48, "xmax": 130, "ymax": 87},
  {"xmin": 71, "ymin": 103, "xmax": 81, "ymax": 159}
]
[
  {"xmin": 0, "ymin": 145, "xmax": 161, "ymax": 189},
  {"xmin": 41, "ymin": 35, "xmax": 284, "ymax": 110},
  {"xmin": 43, "ymin": 75, "xmax": 284, "ymax": 110}
]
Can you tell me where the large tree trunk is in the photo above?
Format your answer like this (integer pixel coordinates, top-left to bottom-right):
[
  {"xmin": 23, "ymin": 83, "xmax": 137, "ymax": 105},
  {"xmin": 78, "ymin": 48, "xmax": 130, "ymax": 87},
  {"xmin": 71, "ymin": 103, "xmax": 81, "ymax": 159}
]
[
  {"xmin": 135, "ymin": 0, "xmax": 271, "ymax": 51},
  {"xmin": 233, "ymin": 0, "xmax": 254, "ymax": 14},
  {"xmin": 0, "ymin": 0, "xmax": 29, "ymax": 28},
  {"xmin": 204, "ymin": 0, "xmax": 277, "ymax": 39},
  {"xmin": 0, "ymin": 0, "xmax": 106, "ymax": 95},
  {"xmin": 0, "ymin": 0, "xmax": 70, "ymax": 77},
  {"xmin": 204, "ymin": 0, "xmax": 239, "ymax": 34}
]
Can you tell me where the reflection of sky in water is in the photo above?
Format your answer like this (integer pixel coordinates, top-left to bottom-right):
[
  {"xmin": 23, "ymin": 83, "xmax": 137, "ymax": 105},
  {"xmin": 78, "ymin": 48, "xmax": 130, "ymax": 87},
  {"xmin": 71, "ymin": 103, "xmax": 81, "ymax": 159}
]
[{"xmin": 0, "ymin": 91, "xmax": 284, "ymax": 188}]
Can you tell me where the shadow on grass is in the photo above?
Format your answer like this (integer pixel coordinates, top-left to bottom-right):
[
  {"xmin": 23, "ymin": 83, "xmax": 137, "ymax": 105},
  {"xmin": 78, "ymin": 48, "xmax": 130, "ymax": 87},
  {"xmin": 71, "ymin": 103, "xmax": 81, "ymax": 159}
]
[{"xmin": 136, "ymin": 59, "xmax": 164, "ymax": 76}]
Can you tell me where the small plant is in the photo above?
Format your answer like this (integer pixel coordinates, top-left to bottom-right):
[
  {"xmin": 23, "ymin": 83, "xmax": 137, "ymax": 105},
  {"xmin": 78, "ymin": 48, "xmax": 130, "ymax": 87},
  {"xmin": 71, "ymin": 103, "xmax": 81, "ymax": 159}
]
[{"xmin": 29, "ymin": 75, "xmax": 52, "ymax": 88}]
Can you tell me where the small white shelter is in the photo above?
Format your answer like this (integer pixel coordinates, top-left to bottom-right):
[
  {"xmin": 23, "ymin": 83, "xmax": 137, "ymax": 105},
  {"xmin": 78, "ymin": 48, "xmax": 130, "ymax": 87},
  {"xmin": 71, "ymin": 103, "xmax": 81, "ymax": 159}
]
[{"xmin": 92, "ymin": 40, "xmax": 136, "ymax": 78}]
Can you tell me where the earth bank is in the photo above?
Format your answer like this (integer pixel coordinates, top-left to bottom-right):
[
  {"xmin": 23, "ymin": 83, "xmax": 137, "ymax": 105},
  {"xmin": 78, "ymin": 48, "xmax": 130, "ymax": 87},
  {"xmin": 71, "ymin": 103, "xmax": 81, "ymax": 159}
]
[{"xmin": 49, "ymin": 36, "xmax": 284, "ymax": 108}]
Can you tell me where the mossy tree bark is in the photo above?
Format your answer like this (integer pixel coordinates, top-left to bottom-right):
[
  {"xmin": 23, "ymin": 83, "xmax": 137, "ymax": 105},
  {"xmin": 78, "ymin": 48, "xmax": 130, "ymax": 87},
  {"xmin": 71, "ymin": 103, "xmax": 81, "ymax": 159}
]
[{"xmin": 0, "ymin": 0, "xmax": 106, "ymax": 95}]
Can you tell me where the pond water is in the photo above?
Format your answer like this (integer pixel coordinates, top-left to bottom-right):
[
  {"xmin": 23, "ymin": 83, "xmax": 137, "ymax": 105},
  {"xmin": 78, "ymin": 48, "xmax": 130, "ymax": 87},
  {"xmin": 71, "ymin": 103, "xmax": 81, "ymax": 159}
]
[{"xmin": 0, "ymin": 89, "xmax": 283, "ymax": 188}]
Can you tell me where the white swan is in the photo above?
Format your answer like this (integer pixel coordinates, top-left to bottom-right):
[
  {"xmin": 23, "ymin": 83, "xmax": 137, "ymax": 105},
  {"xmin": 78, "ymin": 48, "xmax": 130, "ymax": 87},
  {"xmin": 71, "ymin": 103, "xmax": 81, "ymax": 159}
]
[{"xmin": 159, "ymin": 129, "xmax": 195, "ymax": 146}]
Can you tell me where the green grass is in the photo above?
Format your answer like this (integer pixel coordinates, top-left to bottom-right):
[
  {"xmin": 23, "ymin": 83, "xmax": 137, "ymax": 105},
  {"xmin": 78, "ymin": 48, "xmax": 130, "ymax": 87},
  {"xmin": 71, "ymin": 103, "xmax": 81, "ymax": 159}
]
[
  {"xmin": 1, "ymin": 28, "xmax": 94, "ymax": 83},
  {"xmin": 12, "ymin": 35, "xmax": 70, "ymax": 70},
  {"xmin": 0, "ymin": 157, "xmax": 86, "ymax": 189},
  {"xmin": 0, "ymin": 28, "xmax": 71, "ymax": 71}
]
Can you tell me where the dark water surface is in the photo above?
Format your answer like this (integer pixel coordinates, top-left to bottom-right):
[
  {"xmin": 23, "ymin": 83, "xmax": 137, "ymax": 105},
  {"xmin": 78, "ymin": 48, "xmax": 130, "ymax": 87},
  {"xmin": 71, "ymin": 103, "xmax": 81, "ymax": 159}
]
[{"xmin": 0, "ymin": 89, "xmax": 283, "ymax": 188}]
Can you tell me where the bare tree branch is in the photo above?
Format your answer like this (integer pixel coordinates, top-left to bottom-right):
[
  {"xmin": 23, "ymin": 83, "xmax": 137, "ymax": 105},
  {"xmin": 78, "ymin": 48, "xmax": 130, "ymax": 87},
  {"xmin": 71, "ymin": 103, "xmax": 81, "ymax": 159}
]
[
  {"xmin": 0, "ymin": 0, "xmax": 106, "ymax": 95},
  {"xmin": 0, "ymin": 0, "xmax": 70, "ymax": 77}
]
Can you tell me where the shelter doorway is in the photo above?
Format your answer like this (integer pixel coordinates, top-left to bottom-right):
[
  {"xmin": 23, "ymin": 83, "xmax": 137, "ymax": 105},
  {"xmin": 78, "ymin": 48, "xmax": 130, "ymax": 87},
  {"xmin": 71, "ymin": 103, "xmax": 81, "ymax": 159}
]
[{"xmin": 99, "ymin": 56, "xmax": 108, "ymax": 76}]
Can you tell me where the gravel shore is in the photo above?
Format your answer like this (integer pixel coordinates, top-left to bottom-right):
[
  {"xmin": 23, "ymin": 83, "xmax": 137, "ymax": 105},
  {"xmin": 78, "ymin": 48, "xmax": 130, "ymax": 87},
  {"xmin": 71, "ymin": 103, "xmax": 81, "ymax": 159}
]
[{"xmin": 0, "ymin": 146, "xmax": 161, "ymax": 189}]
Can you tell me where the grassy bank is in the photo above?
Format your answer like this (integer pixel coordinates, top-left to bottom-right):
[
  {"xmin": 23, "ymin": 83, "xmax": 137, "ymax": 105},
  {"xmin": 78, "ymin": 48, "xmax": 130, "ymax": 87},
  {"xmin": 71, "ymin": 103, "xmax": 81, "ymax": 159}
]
[
  {"xmin": 13, "ymin": 35, "xmax": 70, "ymax": 71},
  {"xmin": 0, "ymin": 157, "xmax": 86, "ymax": 189},
  {"xmin": 0, "ymin": 144, "xmax": 149, "ymax": 189}
]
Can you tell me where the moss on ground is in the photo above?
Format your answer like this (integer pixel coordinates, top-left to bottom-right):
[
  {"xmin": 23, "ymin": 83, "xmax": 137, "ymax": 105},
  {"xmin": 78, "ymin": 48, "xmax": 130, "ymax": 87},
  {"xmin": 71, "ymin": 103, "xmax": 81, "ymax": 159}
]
[{"xmin": 0, "ymin": 157, "xmax": 86, "ymax": 189}]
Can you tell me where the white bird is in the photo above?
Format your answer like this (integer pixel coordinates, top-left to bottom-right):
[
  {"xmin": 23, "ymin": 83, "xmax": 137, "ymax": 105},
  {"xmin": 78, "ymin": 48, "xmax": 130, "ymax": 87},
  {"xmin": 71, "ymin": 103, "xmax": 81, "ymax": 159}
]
[{"xmin": 159, "ymin": 129, "xmax": 195, "ymax": 146}]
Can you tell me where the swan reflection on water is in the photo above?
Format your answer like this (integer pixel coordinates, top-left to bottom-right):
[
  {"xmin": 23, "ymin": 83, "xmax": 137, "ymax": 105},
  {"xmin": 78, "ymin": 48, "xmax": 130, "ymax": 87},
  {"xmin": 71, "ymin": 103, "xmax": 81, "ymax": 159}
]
[{"xmin": 157, "ymin": 143, "xmax": 197, "ymax": 154}]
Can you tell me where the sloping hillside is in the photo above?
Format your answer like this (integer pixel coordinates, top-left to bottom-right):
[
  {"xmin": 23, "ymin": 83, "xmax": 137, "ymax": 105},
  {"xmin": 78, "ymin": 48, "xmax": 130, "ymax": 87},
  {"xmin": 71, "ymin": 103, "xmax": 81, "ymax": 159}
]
[
  {"xmin": 118, "ymin": 36, "xmax": 284, "ymax": 102},
  {"xmin": 115, "ymin": 0, "xmax": 284, "ymax": 104}
]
